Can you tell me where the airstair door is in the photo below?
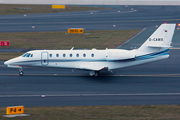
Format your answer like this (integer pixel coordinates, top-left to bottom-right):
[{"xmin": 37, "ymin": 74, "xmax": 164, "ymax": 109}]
[{"xmin": 41, "ymin": 52, "xmax": 49, "ymax": 66}]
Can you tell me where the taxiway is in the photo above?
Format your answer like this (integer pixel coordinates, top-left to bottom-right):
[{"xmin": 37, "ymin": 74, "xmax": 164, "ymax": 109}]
[
  {"xmin": 1, "ymin": 6, "xmax": 180, "ymax": 107},
  {"xmin": 1, "ymin": 6, "xmax": 180, "ymax": 32},
  {"xmin": 0, "ymin": 49, "xmax": 180, "ymax": 107}
]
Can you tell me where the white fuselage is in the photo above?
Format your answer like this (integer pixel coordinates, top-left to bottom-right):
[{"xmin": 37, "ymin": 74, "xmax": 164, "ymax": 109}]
[{"xmin": 4, "ymin": 48, "xmax": 169, "ymax": 71}]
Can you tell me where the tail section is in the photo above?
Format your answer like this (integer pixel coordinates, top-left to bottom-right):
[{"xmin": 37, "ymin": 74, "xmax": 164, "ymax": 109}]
[{"xmin": 137, "ymin": 23, "xmax": 176, "ymax": 56}]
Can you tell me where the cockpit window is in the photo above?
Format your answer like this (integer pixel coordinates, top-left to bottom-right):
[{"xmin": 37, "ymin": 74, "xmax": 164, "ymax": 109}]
[
  {"xmin": 22, "ymin": 53, "xmax": 28, "ymax": 57},
  {"xmin": 26, "ymin": 53, "xmax": 31, "ymax": 57},
  {"xmin": 22, "ymin": 53, "xmax": 33, "ymax": 57}
]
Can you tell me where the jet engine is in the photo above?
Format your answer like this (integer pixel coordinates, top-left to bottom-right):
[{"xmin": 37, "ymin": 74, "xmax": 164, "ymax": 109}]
[{"xmin": 106, "ymin": 49, "xmax": 135, "ymax": 61}]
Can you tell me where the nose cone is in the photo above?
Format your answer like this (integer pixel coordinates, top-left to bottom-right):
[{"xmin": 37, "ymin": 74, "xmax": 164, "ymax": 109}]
[
  {"xmin": 4, "ymin": 56, "xmax": 22, "ymax": 66},
  {"xmin": 4, "ymin": 57, "xmax": 19, "ymax": 65},
  {"xmin": 4, "ymin": 61, "xmax": 7, "ymax": 65},
  {"xmin": 4, "ymin": 60, "xmax": 11, "ymax": 65}
]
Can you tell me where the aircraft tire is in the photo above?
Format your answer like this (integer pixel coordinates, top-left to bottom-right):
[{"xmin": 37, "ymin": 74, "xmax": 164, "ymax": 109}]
[
  {"xmin": 19, "ymin": 71, "xmax": 24, "ymax": 76},
  {"xmin": 94, "ymin": 71, "xmax": 99, "ymax": 77}
]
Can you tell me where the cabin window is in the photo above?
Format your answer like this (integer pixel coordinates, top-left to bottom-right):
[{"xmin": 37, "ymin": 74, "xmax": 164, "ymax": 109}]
[
  {"xmin": 83, "ymin": 54, "xmax": 86, "ymax": 57},
  {"xmin": 76, "ymin": 54, "xmax": 79, "ymax": 57},
  {"xmin": 56, "ymin": 54, "xmax": 59, "ymax": 57},
  {"xmin": 91, "ymin": 54, "xmax": 94, "ymax": 57},
  {"xmin": 30, "ymin": 54, "xmax": 33, "ymax": 57},
  {"xmin": 50, "ymin": 54, "xmax": 52, "ymax": 57},
  {"xmin": 70, "ymin": 54, "xmax": 72, "ymax": 57},
  {"xmin": 63, "ymin": 54, "xmax": 66, "ymax": 57}
]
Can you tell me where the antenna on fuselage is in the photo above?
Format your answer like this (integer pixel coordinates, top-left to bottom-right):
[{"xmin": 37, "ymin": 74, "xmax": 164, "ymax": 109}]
[{"xmin": 70, "ymin": 47, "xmax": 74, "ymax": 50}]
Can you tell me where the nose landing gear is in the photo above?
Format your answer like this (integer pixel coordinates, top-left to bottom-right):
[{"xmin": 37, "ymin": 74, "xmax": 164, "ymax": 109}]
[{"xmin": 19, "ymin": 68, "xmax": 24, "ymax": 76}]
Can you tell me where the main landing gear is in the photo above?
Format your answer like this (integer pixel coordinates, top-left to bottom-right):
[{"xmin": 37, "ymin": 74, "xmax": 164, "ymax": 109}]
[
  {"xmin": 89, "ymin": 71, "xmax": 100, "ymax": 77},
  {"xmin": 19, "ymin": 68, "xmax": 24, "ymax": 76}
]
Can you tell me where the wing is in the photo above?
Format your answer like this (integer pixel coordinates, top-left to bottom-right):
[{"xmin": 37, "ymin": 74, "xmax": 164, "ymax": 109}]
[{"xmin": 76, "ymin": 63, "xmax": 108, "ymax": 71}]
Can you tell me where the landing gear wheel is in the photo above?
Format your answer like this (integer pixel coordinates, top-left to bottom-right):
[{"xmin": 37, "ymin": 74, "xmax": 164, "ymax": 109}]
[
  {"xmin": 19, "ymin": 71, "xmax": 24, "ymax": 76},
  {"xmin": 19, "ymin": 68, "xmax": 24, "ymax": 76},
  {"xmin": 89, "ymin": 71, "xmax": 100, "ymax": 77},
  {"xmin": 94, "ymin": 71, "xmax": 99, "ymax": 77}
]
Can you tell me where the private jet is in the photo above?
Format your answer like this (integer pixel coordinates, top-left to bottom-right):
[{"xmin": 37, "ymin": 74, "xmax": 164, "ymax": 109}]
[{"xmin": 4, "ymin": 23, "xmax": 176, "ymax": 76}]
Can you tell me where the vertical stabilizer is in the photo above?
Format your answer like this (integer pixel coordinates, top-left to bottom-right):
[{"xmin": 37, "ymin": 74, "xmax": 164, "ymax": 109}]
[{"xmin": 137, "ymin": 24, "xmax": 176, "ymax": 56}]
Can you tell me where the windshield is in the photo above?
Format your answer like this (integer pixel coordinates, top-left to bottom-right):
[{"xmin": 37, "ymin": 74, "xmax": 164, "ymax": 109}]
[
  {"xmin": 22, "ymin": 53, "xmax": 28, "ymax": 57},
  {"xmin": 22, "ymin": 53, "xmax": 33, "ymax": 57}
]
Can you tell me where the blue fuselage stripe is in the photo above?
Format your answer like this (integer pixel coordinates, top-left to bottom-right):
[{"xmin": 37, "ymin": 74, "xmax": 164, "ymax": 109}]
[{"xmin": 135, "ymin": 49, "xmax": 169, "ymax": 60}]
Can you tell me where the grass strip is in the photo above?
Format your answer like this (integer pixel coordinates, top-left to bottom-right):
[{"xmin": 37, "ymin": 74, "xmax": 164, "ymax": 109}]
[
  {"xmin": 0, "ymin": 52, "xmax": 23, "ymax": 61},
  {"xmin": 0, "ymin": 105, "xmax": 180, "ymax": 120},
  {"xmin": 0, "ymin": 4, "xmax": 109, "ymax": 15},
  {"xmin": 0, "ymin": 30, "xmax": 140, "ymax": 49},
  {"xmin": 0, "ymin": 29, "xmax": 140, "ymax": 60}
]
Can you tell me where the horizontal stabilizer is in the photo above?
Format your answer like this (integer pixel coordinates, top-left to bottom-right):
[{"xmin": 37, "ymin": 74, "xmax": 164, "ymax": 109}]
[{"xmin": 148, "ymin": 45, "xmax": 172, "ymax": 48}]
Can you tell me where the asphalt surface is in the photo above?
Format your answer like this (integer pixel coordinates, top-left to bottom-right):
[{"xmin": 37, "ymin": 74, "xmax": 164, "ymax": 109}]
[
  {"xmin": 1, "ymin": 6, "xmax": 180, "ymax": 107},
  {"xmin": 117, "ymin": 28, "xmax": 180, "ymax": 50},
  {"xmin": 0, "ymin": 49, "xmax": 180, "ymax": 107},
  {"xmin": 1, "ymin": 6, "xmax": 180, "ymax": 33},
  {"xmin": 1, "ymin": 6, "xmax": 180, "ymax": 52}
]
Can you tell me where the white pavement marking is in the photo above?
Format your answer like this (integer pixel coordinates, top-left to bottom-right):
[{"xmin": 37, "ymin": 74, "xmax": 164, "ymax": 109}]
[
  {"xmin": 3, "ymin": 114, "xmax": 30, "ymax": 118},
  {"xmin": 1, "ymin": 18, "xmax": 180, "ymax": 25},
  {"xmin": 116, "ymin": 27, "xmax": 147, "ymax": 48},
  {"xmin": 1, "ymin": 73, "xmax": 180, "ymax": 77},
  {"xmin": 0, "ymin": 10, "xmax": 137, "ymax": 19},
  {"xmin": 0, "ymin": 93, "xmax": 180, "ymax": 98}
]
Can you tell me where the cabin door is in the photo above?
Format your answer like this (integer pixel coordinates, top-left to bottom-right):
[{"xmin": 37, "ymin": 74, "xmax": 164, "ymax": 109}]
[{"xmin": 41, "ymin": 52, "xmax": 49, "ymax": 66}]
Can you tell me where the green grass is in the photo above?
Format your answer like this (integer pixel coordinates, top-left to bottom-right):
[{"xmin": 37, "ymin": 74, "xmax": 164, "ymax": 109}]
[
  {"xmin": 0, "ymin": 4, "xmax": 109, "ymax": 15},
  {"xmin": 0, "ymin": 30, "xmax": 140, "ymax": 60},
  {"xmin": 1, "ymin": 105, "xmax": 180, "ymax": 120},
  {"xmin": 0, "ymin": 52, "xmax": 23, "ymax": 60},
  {"xmin": 0, "ymin": 30, "xmax": 140, "ymax": 49}
]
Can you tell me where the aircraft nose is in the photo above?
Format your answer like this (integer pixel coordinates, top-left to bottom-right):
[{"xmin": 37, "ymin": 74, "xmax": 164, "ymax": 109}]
[
  {"xmin": 4, "ymin": 57, "xmax": 21, "ymax": 65},
  {"xmin": 4, "ymin": 60, "xmax": 9, "ymax": 65},
  {"xmin": 4, "ymin": 59, "xmax": 13, "ymax": 65}
]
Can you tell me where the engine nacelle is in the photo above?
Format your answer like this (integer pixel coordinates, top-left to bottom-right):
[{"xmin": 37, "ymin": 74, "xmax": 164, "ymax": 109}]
[{"xmin": 106, "ymin": 49, "xmax": 135, "ymax": 61}]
